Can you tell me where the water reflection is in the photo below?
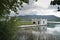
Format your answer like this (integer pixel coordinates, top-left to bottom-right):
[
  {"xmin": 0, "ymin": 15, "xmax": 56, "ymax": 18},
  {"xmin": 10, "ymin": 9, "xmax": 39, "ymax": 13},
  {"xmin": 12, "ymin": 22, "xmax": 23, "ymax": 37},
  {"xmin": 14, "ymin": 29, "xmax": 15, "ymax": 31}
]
[
  {"xmin": 17, "ymin": 24, "xmax": 60, "ymax": 40},
  {"xmin": 47, "ymin": 24, "xmax": 60, "ymax": 40}
]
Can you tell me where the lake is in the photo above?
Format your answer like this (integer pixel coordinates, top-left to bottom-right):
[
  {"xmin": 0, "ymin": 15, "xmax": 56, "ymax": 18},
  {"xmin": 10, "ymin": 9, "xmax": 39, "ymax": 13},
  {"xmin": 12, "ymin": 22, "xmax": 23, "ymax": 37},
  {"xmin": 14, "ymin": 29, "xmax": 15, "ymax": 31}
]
[
  {"xmin": 17, "ymin": 24, "xmax": 60, "ymax": 40},
  {"xmin": 47, "ymin": 24, "xmax": 60, "ymax": 40}
]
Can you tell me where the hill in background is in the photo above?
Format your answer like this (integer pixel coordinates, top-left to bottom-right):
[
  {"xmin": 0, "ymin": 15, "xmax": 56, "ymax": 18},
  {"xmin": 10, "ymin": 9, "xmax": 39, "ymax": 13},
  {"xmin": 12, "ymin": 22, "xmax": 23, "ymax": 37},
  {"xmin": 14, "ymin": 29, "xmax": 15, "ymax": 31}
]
[{"xmin": 17, "ymin": 15, "xmax": 60, "ymax": 21}]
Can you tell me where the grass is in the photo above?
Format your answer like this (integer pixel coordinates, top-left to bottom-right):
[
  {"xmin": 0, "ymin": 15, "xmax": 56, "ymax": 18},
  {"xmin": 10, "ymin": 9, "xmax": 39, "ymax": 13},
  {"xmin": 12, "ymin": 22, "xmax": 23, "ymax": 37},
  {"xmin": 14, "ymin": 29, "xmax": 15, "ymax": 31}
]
[
  {"xmin": 17, "ymin": 21, "xmax": 33, "ymax": 26},
  {"xmin": 16, "ymin": 18, "xmax": 33, "ymax": 26}
]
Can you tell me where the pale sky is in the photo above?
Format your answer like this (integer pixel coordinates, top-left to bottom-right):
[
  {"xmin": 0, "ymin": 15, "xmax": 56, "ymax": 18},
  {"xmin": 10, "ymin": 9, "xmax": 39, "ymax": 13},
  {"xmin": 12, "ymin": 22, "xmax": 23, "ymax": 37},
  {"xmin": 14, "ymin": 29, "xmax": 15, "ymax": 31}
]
[{"xmin": 10, "ymin": 0, "xmax": 60, "ymax": 17}]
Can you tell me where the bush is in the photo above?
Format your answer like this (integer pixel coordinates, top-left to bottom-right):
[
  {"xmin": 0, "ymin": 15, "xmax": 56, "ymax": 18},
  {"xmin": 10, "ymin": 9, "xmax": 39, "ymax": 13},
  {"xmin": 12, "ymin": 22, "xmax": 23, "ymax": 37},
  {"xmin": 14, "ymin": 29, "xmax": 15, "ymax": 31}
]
[{"xmin": 0, "ymin": 17, "xmax": 18, "ymax": 40}]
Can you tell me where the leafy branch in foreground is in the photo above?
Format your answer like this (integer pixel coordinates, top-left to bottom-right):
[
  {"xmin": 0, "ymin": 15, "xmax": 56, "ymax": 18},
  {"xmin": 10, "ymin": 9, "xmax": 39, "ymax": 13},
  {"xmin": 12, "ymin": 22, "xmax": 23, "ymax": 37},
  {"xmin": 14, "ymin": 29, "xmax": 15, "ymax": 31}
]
[
  {"xmin": 50, "ymin": 0, "xmax": 60, "ymax": 11},
  {"xmin": 0, "ymin": 0, "xmax": 37, "ymax": 40}
]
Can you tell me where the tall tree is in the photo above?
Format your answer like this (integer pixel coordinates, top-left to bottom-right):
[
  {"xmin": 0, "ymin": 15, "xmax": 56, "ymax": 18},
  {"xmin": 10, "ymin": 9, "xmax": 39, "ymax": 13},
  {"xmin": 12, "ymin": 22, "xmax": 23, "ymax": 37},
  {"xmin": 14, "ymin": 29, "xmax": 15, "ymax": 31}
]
[
  {"xmin": 0, "ymin": 0, "xmax": 37, "ymax": 40},
  {"xmin": 0, "ymin": 0, "xmax": 30, "ymax": 40}
]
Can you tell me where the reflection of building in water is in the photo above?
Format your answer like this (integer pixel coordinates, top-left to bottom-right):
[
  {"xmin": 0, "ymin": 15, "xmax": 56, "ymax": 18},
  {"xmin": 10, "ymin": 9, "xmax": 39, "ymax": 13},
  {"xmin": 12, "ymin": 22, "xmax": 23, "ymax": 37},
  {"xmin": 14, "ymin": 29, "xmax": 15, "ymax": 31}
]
[
  {"xmin": 32, "ymin": 19, "xmax": 47, "ymax": 32},
  {"xmin": 32, "ymin": 18, "xmax": 60, "ymax": 32}
]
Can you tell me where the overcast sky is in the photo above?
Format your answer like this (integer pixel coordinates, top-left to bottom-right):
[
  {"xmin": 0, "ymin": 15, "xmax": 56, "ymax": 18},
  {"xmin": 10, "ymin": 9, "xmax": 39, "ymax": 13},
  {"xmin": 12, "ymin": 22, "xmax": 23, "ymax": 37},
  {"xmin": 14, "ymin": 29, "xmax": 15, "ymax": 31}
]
[{"xmin": 10, "ymin": 0, "xmax": 60, "ymax": 17}]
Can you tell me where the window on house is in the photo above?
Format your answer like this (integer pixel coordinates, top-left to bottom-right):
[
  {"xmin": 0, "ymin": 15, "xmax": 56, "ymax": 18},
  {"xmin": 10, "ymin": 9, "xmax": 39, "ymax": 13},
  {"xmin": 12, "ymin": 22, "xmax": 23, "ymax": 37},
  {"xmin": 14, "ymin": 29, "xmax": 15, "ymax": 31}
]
[
  {"xmin": 43, "ymin": 21, "xmax": 45, "ymax": 24},
  {"xmin": 33, "ymin": 22, "xmax": 36, "ymax": 24},
  {"xmin": 38, "ymin": 21, "xmax": 40, "ymax": 24}
]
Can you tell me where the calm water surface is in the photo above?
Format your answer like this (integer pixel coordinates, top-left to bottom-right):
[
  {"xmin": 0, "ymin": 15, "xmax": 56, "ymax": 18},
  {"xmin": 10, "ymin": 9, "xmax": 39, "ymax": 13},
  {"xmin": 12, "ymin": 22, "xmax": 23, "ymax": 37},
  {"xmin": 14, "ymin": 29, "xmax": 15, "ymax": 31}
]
[{"xmin": 17, "ymin": 24, "xmax": 60, "ymax": 40}]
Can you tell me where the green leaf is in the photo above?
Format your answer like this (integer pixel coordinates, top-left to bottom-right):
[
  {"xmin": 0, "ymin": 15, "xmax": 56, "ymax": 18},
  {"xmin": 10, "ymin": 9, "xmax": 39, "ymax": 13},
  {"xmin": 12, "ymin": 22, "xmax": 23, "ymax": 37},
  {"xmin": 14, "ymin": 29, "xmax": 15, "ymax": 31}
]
[{"xmin": 20, "ymin": 0, "xmax": 29, "ymax": 3}]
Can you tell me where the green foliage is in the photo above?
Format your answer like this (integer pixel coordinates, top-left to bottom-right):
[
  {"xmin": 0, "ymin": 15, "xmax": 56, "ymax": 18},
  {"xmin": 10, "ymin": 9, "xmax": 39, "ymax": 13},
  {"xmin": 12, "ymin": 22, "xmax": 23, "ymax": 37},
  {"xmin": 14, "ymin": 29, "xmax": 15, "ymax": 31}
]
[
  {"xmin": 0, "ymin": 0, "xmax": 30, "ymax": 39},
  {"xmin": 50, "ymin": 1, "xmax": 56, "ymax": 5},
  {"xmin": 0, "ymin": 0, "xmax": 37, "ymax": 17},
  {"xmin": 0, "ymin": 0, "xmax": 37, "ymax": 40},
  {"xmin": 50, "ymin": 0, "xmax": 60, "ymax": 11},
  {"xmin": 20, "ymin": 0, "xmax": 29, "ymax": 3},
  {"xmin": 17, "ymin": 21, "xmax": 32, "ymax": 26},
  {"xmin": 0, "ymin": 0, "xmax": 30, "ymax": 17},
  {"xmin": 50, "ymin": 0, "xmax": 60, "ymax": 5},
  {"xmin": 0, "ymin": 17, "xmax": 19, "ymax": 40}
]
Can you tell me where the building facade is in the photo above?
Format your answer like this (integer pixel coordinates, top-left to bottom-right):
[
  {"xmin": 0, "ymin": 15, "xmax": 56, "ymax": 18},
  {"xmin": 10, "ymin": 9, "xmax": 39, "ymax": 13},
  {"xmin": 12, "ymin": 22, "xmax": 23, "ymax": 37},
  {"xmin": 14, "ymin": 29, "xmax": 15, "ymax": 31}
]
[
  {"xmin": 32, "ymin": 19, "xmax": 47, "ymax": 32},
  {"xmin": 32, "ymin": 19, "xmax": 47, "ymax": 25}
]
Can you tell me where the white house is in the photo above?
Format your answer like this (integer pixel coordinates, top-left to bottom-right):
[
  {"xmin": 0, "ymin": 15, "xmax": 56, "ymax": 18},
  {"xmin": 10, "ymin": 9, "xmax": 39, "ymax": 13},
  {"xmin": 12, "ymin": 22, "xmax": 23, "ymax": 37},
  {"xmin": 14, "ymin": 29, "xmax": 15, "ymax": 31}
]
[
  {"xmin": 32, "ymin": 19, "xmax": 47, "ymax": 32},
  {"xmin": 32, "ymin": 19, "xmax": 47, "ymax": 25}
]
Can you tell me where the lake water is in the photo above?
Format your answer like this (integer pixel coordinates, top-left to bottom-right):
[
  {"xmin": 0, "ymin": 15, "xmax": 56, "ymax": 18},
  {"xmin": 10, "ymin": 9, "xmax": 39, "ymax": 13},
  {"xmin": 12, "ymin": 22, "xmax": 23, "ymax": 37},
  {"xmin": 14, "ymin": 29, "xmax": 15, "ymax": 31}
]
[
  {"xmin": 17, "ymin": 24, "xmax": 60, "ymax": 40},
  {"xmin": 47, "ymin": 24, "xmax": 60, "ymax": 40}
]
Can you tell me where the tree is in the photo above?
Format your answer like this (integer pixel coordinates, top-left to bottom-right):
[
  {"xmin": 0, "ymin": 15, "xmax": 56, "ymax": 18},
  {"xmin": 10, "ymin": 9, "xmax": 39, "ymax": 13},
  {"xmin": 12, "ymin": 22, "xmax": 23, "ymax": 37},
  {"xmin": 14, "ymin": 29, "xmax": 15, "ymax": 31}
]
[
  {"xmin": 0, "ymin": 17, "xmax": 18, "ymax": 40},
  {"xmin": 0, "ymin": 0, "xmax": 37, "ymax": 40},
  {"xmin": 0, "ymin": 0, "xmax": 29, "ymax": 17},
  {"xmin": 50, "ymin": 0, "xmax": 60, "ymax": 11},
  {"xmin": 0, "ymin": 0, "xmax": 37, "ymax": 17},
  {"xmin": 0, "ymin": 0, "xmax": 29, "ymax": 40}
]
